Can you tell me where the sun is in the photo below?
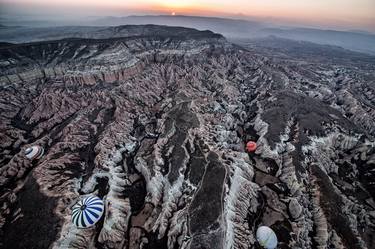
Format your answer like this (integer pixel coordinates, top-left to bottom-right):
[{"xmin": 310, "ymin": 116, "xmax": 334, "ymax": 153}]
[{"xmin": 171, "ymin": 12, "xmax": 176, "ymax": 16}]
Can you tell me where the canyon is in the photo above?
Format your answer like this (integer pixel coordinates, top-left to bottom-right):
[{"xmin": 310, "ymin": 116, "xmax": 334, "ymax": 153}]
[{"xmin": 0, "ymin": 25, "xmax": 374, "ymax": 249}]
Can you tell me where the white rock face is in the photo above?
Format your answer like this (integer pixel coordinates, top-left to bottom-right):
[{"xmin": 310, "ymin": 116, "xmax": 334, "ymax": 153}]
[{"xmin": 289, "ymin": 198, "xmax": 303, "ymax": 220}]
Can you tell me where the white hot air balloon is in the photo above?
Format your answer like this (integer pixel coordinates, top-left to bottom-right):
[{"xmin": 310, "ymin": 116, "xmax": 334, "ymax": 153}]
[
  {"xmin": 24, "ymin": 145, "xmax": 44, "ymax": 160},
  {"xmin": 256, "ymin": 226, "xmax": 278, "ymax": 249},
  {"xmin": 72, "ymin": 195, "xmax": 104, "ymax": 228}
]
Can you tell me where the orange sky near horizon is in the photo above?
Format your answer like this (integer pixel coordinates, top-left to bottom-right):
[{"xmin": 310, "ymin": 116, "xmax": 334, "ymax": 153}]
[{"xmin": 1, "ymin": 0, "xmax": 374, "ymax": 30}]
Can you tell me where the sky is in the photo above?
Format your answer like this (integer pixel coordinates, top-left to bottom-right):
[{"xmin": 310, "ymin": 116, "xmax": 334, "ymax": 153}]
[{"xmin": 1, "ymin": 0, "xmax": 374, "ymax": 31}]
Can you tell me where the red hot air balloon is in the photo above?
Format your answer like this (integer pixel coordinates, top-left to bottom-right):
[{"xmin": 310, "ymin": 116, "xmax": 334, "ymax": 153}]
[{"xmin": 246, "ymin": 141, "xmax": 257, "ymax": 152}]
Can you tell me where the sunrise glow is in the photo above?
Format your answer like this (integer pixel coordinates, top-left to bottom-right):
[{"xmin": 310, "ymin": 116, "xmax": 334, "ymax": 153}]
[{"xmin": 0, "ymin": 0, "xmax": 374, "ymax": 31}]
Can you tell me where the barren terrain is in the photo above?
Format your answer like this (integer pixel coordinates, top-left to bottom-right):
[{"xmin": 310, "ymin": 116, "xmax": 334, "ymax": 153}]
[{"xmin": 0, "ymin": 25, "xmax": 374, "ymax": 249}]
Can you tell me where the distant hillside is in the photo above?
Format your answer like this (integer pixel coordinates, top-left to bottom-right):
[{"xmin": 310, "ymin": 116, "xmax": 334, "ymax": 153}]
[
  {"xmin": 1, "ymin": 15, "xmax": 375, "ymax": 54},
  {"xmin": 232, "ymin": 36, "xmax": 375, "ymax": 68},
  {"xmin": 0, "ymin": 24, "xmax": 223, "ymax": 45},
  {"xmin": 259, "ymin": 27, "xmax": 375, "ymax": 55},
  {"xmin": 93, "ymin": 15, "xmax": 264, "ymax": 37},
  {"xmin": 92, "ymin": 15, "xmax": 375, "ymax": 55}
]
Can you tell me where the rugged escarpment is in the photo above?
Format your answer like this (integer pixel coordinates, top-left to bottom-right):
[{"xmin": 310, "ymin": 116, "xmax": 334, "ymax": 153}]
[{"xmin": 0, "ymin": 25, "xmax": 374, "ymax": 249}]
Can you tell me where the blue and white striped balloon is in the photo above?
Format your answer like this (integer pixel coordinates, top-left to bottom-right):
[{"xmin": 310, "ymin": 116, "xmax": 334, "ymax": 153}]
[{"xmin": 72, "ymin": 195, "xmax": 104, "ymax": 228}]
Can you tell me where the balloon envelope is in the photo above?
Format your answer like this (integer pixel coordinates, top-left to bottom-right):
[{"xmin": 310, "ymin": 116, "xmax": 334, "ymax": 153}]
[
  {"xmin": 256, "ymin": 226, "xmax": 278, "ymax": 249},
  {"xmin": 72, "ymin": 195, "xmax": 104, "ymax": 228},
  {"xmin": 246, "ymin": 141, "xmax": 257, "ymax": 152},
  {"xmin": 25, "ymin": 145, "xmax": 44, "ymax": 160}
]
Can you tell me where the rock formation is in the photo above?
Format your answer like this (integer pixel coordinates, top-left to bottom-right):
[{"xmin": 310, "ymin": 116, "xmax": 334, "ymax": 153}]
[{"xmin": 0, "ymin": 25, "xmax": 374, "ymax": 249}]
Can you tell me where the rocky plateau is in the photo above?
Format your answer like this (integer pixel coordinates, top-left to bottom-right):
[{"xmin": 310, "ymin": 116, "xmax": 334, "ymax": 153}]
[{"xmin": 0, "ymin": 25, "xmax": 374, "ymax": 249}]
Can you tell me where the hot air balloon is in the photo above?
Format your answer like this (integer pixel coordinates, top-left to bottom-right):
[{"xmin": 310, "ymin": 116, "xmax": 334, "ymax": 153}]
[
  {"xmin": 246, "ymin": 141, "xmax": 257, "ymax": 152},
  {"xmin": 72, "ymin": 195, "xmax": 104, "ymax": 228},
  {"xmin": 25, "ymin": 145, "xmax": 44, "ymax": 160},
  {"xmin": 256, "ymin": 226, "xmax": 278, "ymax": 249}
]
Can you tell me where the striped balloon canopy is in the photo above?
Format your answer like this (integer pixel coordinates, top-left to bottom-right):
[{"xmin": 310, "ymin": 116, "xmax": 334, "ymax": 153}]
[
  {"xmin": 25, "ymin": 145, "xmax": 44, "ymax": 160},
  {"xmin": 72, "ymin": 195, "xmax": 104, "ymax": 228}
]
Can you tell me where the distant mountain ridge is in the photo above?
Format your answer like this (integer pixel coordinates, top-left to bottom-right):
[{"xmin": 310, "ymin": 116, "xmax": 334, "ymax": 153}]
[
  {"xmin": 0, "ymin": 24, "xmax": 223, "ymax": 44},
  {"xmin": 92, "ymin": 15, "xmax": 375, "ymax": 55},
  {"xmin": 93, "ymin": 15, "xmax": 264, "ymax": 38},
  {"xmin": 259, "ymin": 27, "xmax": 375, "ymax": 55},
  {"xmin": 0, "ymin": 15, "xmax": 374, "ymax": 54}
]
